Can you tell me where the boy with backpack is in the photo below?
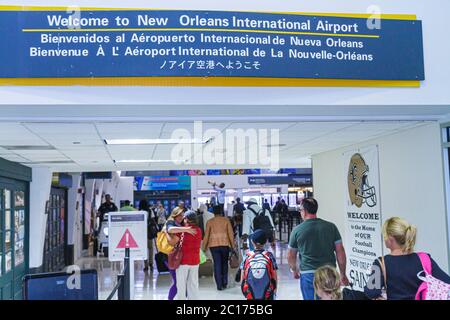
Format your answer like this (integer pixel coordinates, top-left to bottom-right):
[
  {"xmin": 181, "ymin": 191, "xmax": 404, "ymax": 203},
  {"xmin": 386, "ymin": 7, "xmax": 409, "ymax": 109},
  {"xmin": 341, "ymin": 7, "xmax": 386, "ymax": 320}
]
[
  {"xmin": 242, "ymin": 198, "xmax": 275, "ymax": 250},
  {"xmin": 240, "ymin": 229, "xmax": 278, "ymax": 300}
]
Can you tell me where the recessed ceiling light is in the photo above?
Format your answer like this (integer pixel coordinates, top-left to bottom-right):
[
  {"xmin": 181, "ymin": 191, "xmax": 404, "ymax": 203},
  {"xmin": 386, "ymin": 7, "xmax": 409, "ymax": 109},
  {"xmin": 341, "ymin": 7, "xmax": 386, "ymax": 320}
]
[
  {"xmin": 21, "ymin": 160, "xmax": 75, "ymax": 164},
  {"xmin": 104, "ymin": 138, "xmax": 209, "ymax": 145}
]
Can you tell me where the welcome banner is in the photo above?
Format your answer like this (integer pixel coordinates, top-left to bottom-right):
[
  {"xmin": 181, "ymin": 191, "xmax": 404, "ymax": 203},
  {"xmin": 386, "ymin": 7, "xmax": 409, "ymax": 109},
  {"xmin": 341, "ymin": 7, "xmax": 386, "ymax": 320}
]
[
  {"xmin": 344, "ymin": 145, "xmax": 383, "ymax": 291},
  {"xmin": 0, "ymin": 6, "xmax": 424, "ymax": 86}
]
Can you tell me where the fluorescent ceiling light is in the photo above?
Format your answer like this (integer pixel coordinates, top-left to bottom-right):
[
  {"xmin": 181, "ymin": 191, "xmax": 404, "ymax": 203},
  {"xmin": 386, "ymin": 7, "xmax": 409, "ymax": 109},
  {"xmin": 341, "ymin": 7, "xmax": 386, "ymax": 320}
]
[
  {"xmin": 114, "ymin": 159, "xmax": 187, "ymax": 164},
  {"xmin": 105, "ymin": 138, "xmax": 208, "ymax": 145},
  {"xmin": 21, "ymin": 160, "xmax": 75, "ymax": 164},
  {"xmin": 1, "ymin": 145, "xmax": 56, "ymax": 150}
]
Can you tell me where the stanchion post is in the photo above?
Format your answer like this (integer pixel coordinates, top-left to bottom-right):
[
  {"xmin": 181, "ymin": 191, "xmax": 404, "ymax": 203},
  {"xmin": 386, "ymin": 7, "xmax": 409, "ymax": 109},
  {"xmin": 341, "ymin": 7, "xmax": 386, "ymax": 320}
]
[{"xmin": 123, "ymin": 247, "xmax": 130, "ymax": 300}]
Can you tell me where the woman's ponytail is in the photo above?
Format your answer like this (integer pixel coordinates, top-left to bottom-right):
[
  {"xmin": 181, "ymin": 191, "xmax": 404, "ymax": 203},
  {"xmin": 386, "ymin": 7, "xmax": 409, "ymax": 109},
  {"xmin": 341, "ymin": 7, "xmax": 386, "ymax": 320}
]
[
  {"xmin": 383, "ymin": 217, "xmax": 417, "ymax": 254},
  {"xmin": 404, "ymin": 224, "xmax": 417, "ymax": 254}
]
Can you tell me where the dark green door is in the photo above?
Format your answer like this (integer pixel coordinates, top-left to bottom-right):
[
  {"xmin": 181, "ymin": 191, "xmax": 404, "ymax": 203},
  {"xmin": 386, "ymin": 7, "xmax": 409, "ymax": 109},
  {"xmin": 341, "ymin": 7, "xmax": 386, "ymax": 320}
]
[
  {"xmin": 0, "ymin": 177, "xmax": 28, "ymax": 300},
  {"xmin": 43, "ymin": 187, "xmax": 67, "ymax": 272}
]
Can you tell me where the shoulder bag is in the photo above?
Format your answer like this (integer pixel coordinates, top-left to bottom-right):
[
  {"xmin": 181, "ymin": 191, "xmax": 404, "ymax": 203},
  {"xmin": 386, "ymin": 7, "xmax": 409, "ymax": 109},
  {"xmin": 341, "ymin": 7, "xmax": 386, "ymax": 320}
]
[
  {"xmin": 378, "ymin": 255, "xmax": 388, "ymax": 300},
  {"xmin": 168, "ymin": 233, "xmax": 185, "ymax": 270}
]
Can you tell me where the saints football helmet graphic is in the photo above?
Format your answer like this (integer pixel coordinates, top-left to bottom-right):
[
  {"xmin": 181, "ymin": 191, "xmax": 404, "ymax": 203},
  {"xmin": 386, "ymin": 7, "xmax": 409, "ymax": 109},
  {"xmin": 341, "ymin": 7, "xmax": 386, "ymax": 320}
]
[{"xmin": 348, "ymin": 153, "xmax": 377, "ymax": 208}]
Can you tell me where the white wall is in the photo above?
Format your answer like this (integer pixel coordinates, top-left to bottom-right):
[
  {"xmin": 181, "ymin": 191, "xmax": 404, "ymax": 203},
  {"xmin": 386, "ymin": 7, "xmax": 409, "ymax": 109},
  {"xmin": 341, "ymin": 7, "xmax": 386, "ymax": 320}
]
[
  {"xmin": 1, "ymin": 0, "xmax": 450, "ymax": 107},
  {"xmin": 115, "ymin": 177, "xmax": 134, "ymax": 205},
  {"xmin": 95, "ymin": 173, "xmax": 134, "ymax": 207},
  {"xmin": 67, "ymin": 173, "xmax": 83, "ymax": 261},
  {"xmin": 312, "ymin": 122, "xmax": 450, "ymax": 272},
  {"xmin": 29, "ymin": 167, "xmax": 52, "ymax": 269}
]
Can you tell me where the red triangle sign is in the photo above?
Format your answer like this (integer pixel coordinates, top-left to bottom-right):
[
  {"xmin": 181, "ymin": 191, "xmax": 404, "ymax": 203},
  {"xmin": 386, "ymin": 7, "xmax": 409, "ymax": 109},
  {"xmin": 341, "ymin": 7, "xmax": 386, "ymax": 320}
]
[{"xmin": 116, "ymin": 229, "xmax": 139, "ymax": 249}]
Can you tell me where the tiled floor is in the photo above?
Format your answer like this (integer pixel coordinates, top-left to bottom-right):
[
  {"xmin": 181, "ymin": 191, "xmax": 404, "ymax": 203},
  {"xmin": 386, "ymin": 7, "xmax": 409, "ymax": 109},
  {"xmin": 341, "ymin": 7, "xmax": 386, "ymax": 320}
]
[{"xmin": 76, "ymin": 242, "xmax": 303, "ymax": 300}]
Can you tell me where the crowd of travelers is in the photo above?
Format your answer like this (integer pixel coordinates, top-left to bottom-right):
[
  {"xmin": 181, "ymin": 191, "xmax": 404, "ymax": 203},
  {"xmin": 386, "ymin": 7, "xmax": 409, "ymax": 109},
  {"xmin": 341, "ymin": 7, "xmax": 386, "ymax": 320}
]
[{"xmin": 96, "ymin": 189, "xmax": 450, "ymax": 300}]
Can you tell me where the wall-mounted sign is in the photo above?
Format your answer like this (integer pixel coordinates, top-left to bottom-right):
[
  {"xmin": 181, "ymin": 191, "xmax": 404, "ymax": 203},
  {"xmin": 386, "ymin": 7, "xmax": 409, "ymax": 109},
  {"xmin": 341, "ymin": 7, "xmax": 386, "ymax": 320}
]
[
  {"xmin": 134, "ymin": 176, "xmax": 191, "ymax": 191},
  {"xmin": 0, "ymin": 6, "xmax": 424, "ymax": 86},
  {"xmin": 344, "ymin": 146, "xmax": 383, "ymax": 291},
  {"xmin": 248, "ymin": 174, "xmax": 312, "ymax": 185}
]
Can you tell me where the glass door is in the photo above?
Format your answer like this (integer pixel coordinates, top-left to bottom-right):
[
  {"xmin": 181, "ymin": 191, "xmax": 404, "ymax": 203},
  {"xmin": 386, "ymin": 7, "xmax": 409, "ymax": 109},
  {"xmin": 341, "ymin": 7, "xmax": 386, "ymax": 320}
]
[
  {"xmin": 43, "ymin": 187, "xmax": 67, "ymax": 272},
  {"xmin": 0, "ymin": 178, "xmax": 28, "ymax": 300}
]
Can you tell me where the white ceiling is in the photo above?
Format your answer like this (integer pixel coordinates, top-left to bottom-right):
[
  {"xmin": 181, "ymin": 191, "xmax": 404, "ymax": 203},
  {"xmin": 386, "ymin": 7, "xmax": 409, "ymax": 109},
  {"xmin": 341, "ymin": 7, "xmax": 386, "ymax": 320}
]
[{"xmin": 0, "ymin": 120, "xmax": 430, "ymax": 172}]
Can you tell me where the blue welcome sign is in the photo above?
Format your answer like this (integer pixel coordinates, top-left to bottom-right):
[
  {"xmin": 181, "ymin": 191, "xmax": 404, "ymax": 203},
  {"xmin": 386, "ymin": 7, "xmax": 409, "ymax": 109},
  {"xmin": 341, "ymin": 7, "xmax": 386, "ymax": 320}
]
[
  {"xmin": 134, "ymin": 176, "xmax": 191, "ymax": 191},
  {"xmin": 0, "ymin": 6, "xmax": 425, "ymax": 86}
]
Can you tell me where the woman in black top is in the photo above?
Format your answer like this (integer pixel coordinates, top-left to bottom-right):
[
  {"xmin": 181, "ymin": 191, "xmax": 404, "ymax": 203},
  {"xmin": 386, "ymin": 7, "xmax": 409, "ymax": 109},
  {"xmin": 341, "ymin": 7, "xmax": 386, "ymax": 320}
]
[{"xmin": 364, "ymin": 217, "xmax": 450, "ymax": 300}]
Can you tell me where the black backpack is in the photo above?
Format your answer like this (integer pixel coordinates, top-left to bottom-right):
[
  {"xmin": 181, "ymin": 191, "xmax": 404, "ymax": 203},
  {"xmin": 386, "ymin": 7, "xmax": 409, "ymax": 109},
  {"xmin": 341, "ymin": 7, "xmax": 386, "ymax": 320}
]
[{"xmin": 249, "ymin": 207, "xmax": 274, "ymax": 236}]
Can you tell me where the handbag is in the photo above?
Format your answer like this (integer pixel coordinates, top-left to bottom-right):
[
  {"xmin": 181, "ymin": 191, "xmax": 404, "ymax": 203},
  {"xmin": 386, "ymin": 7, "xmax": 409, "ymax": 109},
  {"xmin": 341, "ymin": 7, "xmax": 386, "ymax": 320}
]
[
  {"xmin": 156, "ymin": 231, "xmax": 175, "ymax": 255},
  {"xmin": 168, "ymin": 233, "xmax": 184, "ymax": 270},
  {"xmin": 378, "ymin": 255, "xmax": 388, "ymax": 299},
  {"xmin": 229, "ymin": 249, "xmax": 240, "ymax": 269}
]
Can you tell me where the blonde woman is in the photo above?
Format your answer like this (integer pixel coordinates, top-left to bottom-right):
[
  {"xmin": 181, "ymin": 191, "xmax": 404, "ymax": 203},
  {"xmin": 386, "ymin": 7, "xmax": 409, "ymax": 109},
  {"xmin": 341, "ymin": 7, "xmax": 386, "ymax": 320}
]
[
  {"xmin": 364, "ymin": 217, "xmax": 450, "ymax": 300},
  {"xmin": 313, "ymin": 266, "xmax": 343, "ymax": 300}
]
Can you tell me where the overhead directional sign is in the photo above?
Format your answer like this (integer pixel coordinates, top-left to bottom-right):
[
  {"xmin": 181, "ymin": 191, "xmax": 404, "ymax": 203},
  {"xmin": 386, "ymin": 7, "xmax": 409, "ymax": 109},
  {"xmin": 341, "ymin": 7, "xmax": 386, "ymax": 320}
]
[
  {"xmin": 248, "ymin": 174, "xmax": 312, "ymax": 186},
  {"xmin": 108, "ymin": 212, "xmax": 147, "ymax": 261},
  {"xmin": 0, "ymin": 6, "xmax": 424, "ymax": 86}
]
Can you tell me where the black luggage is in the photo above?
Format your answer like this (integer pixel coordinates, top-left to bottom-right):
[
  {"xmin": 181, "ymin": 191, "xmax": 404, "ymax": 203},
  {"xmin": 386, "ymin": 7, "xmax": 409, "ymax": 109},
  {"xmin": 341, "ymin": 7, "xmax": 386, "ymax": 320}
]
[{"xmin": 155, "ymin": 252, "xmax": 169, "ymax": 273}]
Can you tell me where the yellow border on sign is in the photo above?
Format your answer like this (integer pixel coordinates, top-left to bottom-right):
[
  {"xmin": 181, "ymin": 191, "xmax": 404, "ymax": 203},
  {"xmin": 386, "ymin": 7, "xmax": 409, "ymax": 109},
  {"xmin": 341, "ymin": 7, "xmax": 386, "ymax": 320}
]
[
  {"xmin": 0, "ymin": 5, "xmax": 420, "ymax": 87},
  {"xmin": 0, "ymin": 77, "xmax": 420, "ymax": 87},
  {"xmin": 0, "ymin": 5, "xmax": 417, "ymax": 20}
]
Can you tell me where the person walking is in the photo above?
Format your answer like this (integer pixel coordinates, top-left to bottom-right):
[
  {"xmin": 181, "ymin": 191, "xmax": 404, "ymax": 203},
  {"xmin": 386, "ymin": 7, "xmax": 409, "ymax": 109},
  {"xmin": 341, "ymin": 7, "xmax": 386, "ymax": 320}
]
[
  {"xmin": 155, "ymin": 202, "xmax": 167, "ymax": 229},
  {"xmin": 139, "ymin": 199, "xmax": 157, "ymax": 272},
  {"xmin": 287, "ymin": 197, "xmax": 349, "ymax": 300},
  {"xmin": 233, "ymin": 197, "xmax": 245, "ymax": 237},
  {"xmin": 262, "ymin": 199, "xmax": 271, "ymax": 212},
  {"xmin": 97, "ymin": 194, "xmax": 118, "ymax": 222},
  {"xmin": 203, "ymin": 205, "xmax": 235, "ymax": 290},
  {"xmin": 240, "ymin": 229, "xmax": 278, "ymax": 300},
  {"xmin": 242, "ymin": 198, "xmax": 275, "ymax": 251},
  {"xmin": 175, "ymin": 210, "xmax": 203, "ymax": 300},
  {"xmin": 96, "ymin": 194, "xmax": 118, "ymax": 255},
  {"xmin": 164, "ymin": 206, "xmax": 197, "ymax": 300},
  {"xmin": 120, "ymin": 200, "xmax": 136, "ymax": 211},
  {"xmin": 364, "ymin": 217, "xmax": 450, "ymax": 300},
  {"xmin": 272, "ymin": 197, "xmax": 283, "ymax": 228}
]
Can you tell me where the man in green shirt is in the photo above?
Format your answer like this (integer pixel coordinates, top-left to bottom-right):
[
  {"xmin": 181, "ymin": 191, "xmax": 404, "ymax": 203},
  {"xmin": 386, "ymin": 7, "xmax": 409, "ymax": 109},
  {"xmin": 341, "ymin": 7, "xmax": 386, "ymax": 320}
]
[
  {"xmin": 287, "ymin": 198, "xmax": 349, "ymax": 300},
  {"xmin": 120, "ymin": 200, "xmax": 137, "ymax": 211}
]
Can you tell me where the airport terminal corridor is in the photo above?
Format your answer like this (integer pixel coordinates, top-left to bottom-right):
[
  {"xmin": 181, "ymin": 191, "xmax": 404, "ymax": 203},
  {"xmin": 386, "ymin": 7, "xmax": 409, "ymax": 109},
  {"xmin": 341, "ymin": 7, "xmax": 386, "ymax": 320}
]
[{"xmin": 1, "ymin": 0, "xmax": 450, "ymax": 306}]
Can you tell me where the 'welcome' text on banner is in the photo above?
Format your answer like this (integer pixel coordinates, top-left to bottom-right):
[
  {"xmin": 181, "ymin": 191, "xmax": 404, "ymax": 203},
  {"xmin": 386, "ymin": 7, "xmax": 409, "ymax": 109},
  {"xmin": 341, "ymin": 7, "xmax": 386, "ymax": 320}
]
[{"xmin": 0, "ymin": 7, "xmax": 425, "ymax": 85}]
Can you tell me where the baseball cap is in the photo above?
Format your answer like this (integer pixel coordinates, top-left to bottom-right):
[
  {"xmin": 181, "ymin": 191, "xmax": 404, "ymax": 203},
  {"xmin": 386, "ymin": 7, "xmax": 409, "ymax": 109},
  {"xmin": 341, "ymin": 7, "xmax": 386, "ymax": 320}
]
[
  {"xmin": 245, "ymin": 198, "xmax": 258, "ymax": 205},
  {"xmin": 250, "ymin": 229, "xmax": 267, "ymax": 245}
]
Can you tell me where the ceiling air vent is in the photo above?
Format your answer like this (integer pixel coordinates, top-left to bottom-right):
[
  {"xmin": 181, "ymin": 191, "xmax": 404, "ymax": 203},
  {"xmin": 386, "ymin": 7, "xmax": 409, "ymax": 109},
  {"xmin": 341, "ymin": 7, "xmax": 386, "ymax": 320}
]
[{"xmin": 1, "ymin": 145, "xmax": 56, "ymax": 151}]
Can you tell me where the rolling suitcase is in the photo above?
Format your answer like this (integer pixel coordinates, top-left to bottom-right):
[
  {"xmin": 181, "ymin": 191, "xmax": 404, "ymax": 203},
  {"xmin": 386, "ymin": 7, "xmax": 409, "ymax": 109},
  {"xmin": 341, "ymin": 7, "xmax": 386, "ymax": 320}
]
[{"xmin": 155, "ymin": 252, "xmax": 169, "ymax": 273}]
